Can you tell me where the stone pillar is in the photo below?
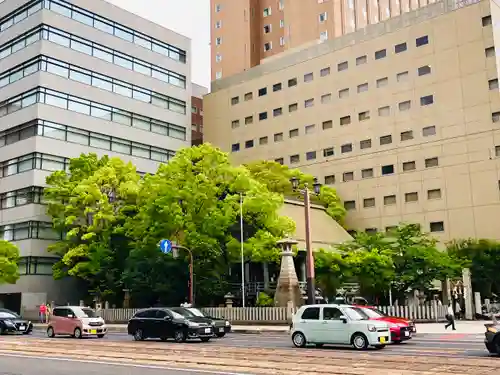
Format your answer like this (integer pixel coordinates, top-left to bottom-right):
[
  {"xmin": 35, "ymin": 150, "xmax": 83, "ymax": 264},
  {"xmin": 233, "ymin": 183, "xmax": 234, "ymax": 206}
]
[
  {"xmin": 263, "ymin": 262, "xmax": 270, "ymax": 290},
  {"xmin": 474, "ymin": 292, "xmax": 481, "ymax": 315},
  {"xmin": 463, "ymin": 268, "xmax": 473, "ymax": 320},
  {"xmin": 274, "ymin": 238, "xmax": 303, "ymax": 308},
  {"xmin": 300, "ymin": 258, "xmax": 306, "ymax": 282},
  {"xmin": 442, "ymin": 279, "xmax": 451, "ymax": 305}
]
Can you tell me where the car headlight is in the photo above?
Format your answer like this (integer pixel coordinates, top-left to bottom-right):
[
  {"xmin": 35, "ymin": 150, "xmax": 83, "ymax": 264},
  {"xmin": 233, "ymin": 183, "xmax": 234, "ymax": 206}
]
[
  {"xmin": 367, "ymin": 324, "xmax": 377, "ymax": 332},
  {"xmin": 225, "ymin": 320, "xmax": 230, "ymax": 327},
  {"xmin": 188, "ymin": 322, "xmax": 200, "ymax": 328},
  {"xmin": 487, "ymin": 327, "xmax": 498, "ymax": 333},
  {"xmin": 5, "ymin": 321, "xmax": 15, "ymax": 327}
]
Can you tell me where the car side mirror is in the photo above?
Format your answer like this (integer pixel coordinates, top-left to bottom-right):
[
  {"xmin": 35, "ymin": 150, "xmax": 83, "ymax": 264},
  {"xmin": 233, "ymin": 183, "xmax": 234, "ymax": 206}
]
[
  {"xmin": 67, "ymin": 314, "xmax": 75, "ymax": 318},
  {"xmin": 340, "ymin": 316, "xmax": 347, "ymax": 323},
  {"xmin": 164, "ymin": 316, "xmax": 172, "ymax": 321}
]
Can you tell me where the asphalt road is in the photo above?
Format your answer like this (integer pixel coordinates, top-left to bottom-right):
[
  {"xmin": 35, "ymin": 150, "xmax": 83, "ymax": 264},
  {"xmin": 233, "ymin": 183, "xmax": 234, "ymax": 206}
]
[{"xmin": 24, "ymin": 330, "xmax": 494, "ymax": 358}]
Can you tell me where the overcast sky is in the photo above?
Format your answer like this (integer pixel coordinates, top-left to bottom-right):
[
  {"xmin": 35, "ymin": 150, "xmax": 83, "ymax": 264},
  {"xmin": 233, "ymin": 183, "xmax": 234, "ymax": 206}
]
[{"xmin": 106, "ymin": 0, "xmax": 211, "ymax": 89}]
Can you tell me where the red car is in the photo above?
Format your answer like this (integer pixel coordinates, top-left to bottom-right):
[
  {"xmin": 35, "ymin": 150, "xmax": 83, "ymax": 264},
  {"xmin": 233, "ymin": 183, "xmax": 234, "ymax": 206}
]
[{"xmin": 354, "ymin": 305, "xmax": 416, "ymax": 344}]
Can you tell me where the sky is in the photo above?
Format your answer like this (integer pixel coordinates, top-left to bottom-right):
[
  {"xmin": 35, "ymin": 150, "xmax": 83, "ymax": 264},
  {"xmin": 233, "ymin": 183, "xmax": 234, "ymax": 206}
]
[{"xmin": 106, "ymin": 0, "xmax": 211, "ymax": 89}]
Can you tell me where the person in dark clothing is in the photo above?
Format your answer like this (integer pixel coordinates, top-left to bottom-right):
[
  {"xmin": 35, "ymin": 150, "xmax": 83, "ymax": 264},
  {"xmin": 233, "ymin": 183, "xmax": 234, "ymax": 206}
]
[{"xmin": 445, "ymin": 302, "xmax": 456, "ymax": 330}]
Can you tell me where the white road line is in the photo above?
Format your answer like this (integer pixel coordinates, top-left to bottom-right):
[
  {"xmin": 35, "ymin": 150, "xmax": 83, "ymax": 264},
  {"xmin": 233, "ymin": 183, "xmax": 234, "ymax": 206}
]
[{"xmin": 0, "ymin": 353, "xmax": 255, "ymax": 375}]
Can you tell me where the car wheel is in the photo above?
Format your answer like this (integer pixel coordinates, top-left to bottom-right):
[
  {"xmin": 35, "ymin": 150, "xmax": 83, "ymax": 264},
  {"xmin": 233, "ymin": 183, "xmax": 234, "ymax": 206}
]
[
  {"xmin": 373, "ymin": 345, "xmax": 386, "ymax": 350},
  {"xmin": 73, "ymin": 328, "xmax": 82, "ymax": 339},
  {"xmin": 393, "ymin": 340, "xmax": 402, "ymax": 344},
  {"xmin": 200, "ymin": 337, "xmax": 210, "ymax": 342},
  {"xmin": 351, "ymin": 333, "xmax": 369, "ymax": 350},
  {"xmin": 292, "ymin": 332, "xmax": 307, "ymax": 348},
  {"xmin": 173, "ymin": 329, "xmax": 187, "ymax": 343},
  {"xmin": 133, "ymin": 328, "xmax": 144, "ymax": 341},
  {"xmin": 216, "ymin": 333, "xmax": 225, "ymax": 338},
  {"xmin": 97, "ymin": 334, "xmax": 105, "ymax": 338},
  {"xmin": 0, "ymin": 326, "xmax": 4, "ymax": 335},
  {"xmin": 47, "ymin": 326, "xmax": 55, "ymax": 338}
]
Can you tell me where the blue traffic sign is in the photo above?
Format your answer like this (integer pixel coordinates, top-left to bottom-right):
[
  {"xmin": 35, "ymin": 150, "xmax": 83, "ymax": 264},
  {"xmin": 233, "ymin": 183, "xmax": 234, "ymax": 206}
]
[{"xmin": 159, "ymin": 239, "xmax": 172, "ymax": 254}]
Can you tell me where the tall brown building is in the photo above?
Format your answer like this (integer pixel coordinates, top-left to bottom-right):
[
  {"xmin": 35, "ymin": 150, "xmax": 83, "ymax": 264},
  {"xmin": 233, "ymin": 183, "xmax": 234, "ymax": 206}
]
[
  {"xmin": 191, "ymin": 84, "xmax": 208, "ymax": 146},
  {"xmin": 210, "ymin": 0, "xmax": 440, "ymax": 81}
]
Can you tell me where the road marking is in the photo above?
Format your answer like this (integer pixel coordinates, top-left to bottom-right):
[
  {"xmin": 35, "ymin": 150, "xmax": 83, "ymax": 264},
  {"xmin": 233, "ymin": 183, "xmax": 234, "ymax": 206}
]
[{"xmin": 0, "ymin": 353, "xmax": 255, "ymax": 375}]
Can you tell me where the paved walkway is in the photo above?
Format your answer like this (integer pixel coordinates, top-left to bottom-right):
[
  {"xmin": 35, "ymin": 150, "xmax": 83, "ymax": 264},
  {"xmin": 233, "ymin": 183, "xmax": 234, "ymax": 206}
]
[{"xmin": 32, "ymin": 320, "xmax": 493, "ymax": 334}]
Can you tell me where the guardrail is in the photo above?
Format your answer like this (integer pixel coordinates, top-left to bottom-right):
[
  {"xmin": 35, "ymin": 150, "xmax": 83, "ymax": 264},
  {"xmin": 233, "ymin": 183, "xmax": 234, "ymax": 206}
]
[{"xmin": 95, "ymin": 304, "xmax": 448, "ymax": 324}]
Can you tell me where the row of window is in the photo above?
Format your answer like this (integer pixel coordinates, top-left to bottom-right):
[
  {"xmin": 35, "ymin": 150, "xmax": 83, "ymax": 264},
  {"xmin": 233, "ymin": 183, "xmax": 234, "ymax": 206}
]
[
  {"xmin": 0, "ymin": 25, "xmax": 186, "ymax": 88},
  {"xmin": 0, "ymin": 119, "xmax": 176, "ymax": 162},
  {"xmin": 1, "ymin": 55, "xmax": 186, "ymax": 114},
  {"xmin": 0, "ymin": 186, "xmax": 45, "ymax": 210},
  {"xmin": 359, "ymin": 221, "xmax": 445, "ymax": 235},
  {"xmin": 0, "ymin": 221, "xmax": 61, "ymax": 241},
  {"xmin": 1, "ymin": 0, "xmax": 186, "ymax": 62},
  {"xmin": 229, "ymin": 35, "xmax": 430, "ymax": 105},
  {"xmin": 0, "ymin": 87, "xmax": 187, "ymax": 140},
  {"xmin": 18, "ymin": 256, "xmax": 57, "ymax": 276}
]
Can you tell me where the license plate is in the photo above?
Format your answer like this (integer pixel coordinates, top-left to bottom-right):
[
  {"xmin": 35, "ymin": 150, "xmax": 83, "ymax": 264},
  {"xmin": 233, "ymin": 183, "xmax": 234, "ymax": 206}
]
[
  {"xmin": 380, "ymin": 336, "xmax": 386, "ymax": 344},
  {"xmin": 219, "ymin": 328, "xmax": 224, "ymax": 332},
  {"xmin": 18, "ymin": 326, "xmax": 25, "ymax": 330},
  {"xmin": 90, "ymin": 329, "xmax": 97, "ymax": 334},
  {"xmin": 204, "ymin": 328, "xmax": 211, "ymax": 333},
  {"xmin": 404, "ymin": 331, "xmax": 409, "ymax": 336}
]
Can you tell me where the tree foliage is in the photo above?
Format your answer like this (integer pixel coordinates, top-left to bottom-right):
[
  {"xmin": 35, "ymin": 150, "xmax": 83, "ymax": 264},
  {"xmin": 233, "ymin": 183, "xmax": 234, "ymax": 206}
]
[{"xmin": 0, "ymin": 240, "xmax": 20, "ymax": 284}]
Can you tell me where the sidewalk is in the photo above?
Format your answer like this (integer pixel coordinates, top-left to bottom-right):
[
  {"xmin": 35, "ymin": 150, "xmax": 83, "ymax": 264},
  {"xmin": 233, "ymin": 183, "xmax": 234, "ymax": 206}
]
[{"xmin": 32, "ymin": 320, "xmax": 493, "ymax": 335}]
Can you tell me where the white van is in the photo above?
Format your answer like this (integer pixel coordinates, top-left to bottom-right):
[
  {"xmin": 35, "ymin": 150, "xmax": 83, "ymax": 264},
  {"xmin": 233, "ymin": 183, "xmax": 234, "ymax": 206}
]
[{"xmin": 290, "ymin": 304, "xmax": 390, "ymax": 350}]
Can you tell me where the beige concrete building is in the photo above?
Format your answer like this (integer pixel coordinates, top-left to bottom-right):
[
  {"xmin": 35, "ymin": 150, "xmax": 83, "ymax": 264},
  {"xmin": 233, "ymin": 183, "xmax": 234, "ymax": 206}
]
[
  {"xmin": 210, "ymin": 0, "xmax": 441, "ymax": 80},
  {"xmin": 205, "ymin": 0, "xmax": 500, "ymax": 242}
]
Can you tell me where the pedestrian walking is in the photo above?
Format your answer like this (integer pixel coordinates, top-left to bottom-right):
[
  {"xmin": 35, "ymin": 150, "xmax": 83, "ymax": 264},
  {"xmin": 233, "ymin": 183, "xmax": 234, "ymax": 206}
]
[
  {"xmin": 39, "ymin": 303, "xmax": 47, "ymax": 323},
  {"xmin": 445, "ymin": 302, "xmax": 456, "ymax": 330},
  {"xmin": 46, "ymin": 303, "xmax": 52, "ymax": 323}
]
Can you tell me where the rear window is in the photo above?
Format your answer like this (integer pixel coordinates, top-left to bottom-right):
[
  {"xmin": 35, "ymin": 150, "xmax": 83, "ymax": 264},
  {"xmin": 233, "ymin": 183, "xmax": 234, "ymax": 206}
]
[
  {"xmin": 301, "ymin": 307, "xmax": 320, "ymax": 320},
  {"xmin": 133, "ymin": 309, "xmax": 156, "ymax": 318}
]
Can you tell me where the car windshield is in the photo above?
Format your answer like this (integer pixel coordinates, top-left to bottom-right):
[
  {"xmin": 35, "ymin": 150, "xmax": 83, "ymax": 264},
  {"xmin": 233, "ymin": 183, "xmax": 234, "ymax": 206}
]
[
  {"xmin": 343, "ymin": 307, "xmax": 370, "ymax": 320},
  {"xmin": 370, "ymin": 308, "xmax": 387, "ymax": 316},
  {"xmin": 187, "ymin": 308, "xmax": 204, "ymax": 317},
  {"xmin": 168, "ymin": 310, "xmax": 186, "ymax": 319},
  {"xmin": 74, "ymin": 308, "xmax": 98, "ymax": 318},
  {"xmin": 0, "ymin": 312, "xmax": 17, "ymax": 319},
  {"xmin": 361, "ymin": 308, "xmax": 383, "ymax": 318}
]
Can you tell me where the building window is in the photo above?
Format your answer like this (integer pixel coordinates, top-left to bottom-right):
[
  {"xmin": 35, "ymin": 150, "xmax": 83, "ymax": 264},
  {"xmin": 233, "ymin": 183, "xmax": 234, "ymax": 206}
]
[
  {"xmin": 363, "ymin": 198, "xmax": 375, "ymax": 208},
  {"xmin": 343, "ymin": 172, "xmax": 354, "ymax": 182},
  {"xmin": 215, "ymin": 71, "xmax": 222, "ymax": 79},
  {"xmin": 258, "ymin": 87, "xmax": 267, "ymax": 96},
  {"xmin": 405, "ymin": 192, "xmax": 418, "ymax": 203},
  {"xmin": 496, "ymin": 145, "xmax": 500, "ymax": 157},
  {"xmin": 273, "ymin": 82, "xmax": 282, "ymax": 92},
  {"xmin": 483, "ymin": 15, "xmax": 492, "ymax": 26},
  {"xmin": 339, "ymin": 88, "xmax": 349, "ymax": 99},
  {"xmin": 341, "ymin": 143, "xmax": 353, "ymax": 153},
  {"xmin": 319, "ymin": 12, "xmax": 327, "ymax": 22},
  {"xmin": 493, "ymin": 112, "xmax": 500, "ymax": 122},
  {"xmin": 289, "ymin": 129, "xmax": 299, "ymax": 138},
  {"xmin": 323, "ymin": 147, "xmax": 334, "ymax": 157},
  {"xmin": 216, "ymin": 37, "xmax": 222, "ymax": 45},
  {"xmin": 402, "ymin": 161, "xmax": 416, "ymax": 171},
  {"xmin": 0, "ymin": 221, "xmax": 61, "ymax": 241},
  {"xmin": 289, "ymin": 103, "xmax": 298, "ymax": 112},
  {"xmin": 231, "ymin": 120, "xmax": 240, "ymax": 129},
  {"xmin": 420, "ymin": 95, "xmax": 434, "ymax": 106},
  {"xmin": 304, "ymin": 73, "xmax": 314, "ymax": 82},
  {"xmin": 258, "ymin": 136, "xmax": 268, "ymax": 145},
  {"xmin": 259, "ymin": 112, "xmax": 268, "ymax": 121},
  {"xmin": 306, "ymin": 151, "xmax": 317, "ymax": 160},
  {"xmin": 427, "ymin": 189, "xmax": 442, "ymax": 200},
  {"xmin": 361, "ymin": 168, "xmax": 373, "ymax": 178},
  {"xmin": 418, "ymin": 65, "xmax": 431, "ymax": 76},
  {"xmin": 344, "ymin": 200, "xmax": 356, "ymax": 210},
  {"xmin": 384, "ymin": 195, "xmax": 396, "ymax": 205},
  {"xmin": 375, "ymin": 49, "xmax": 386, "ymax": 59},
  {"xmin": 305, "ymin": 98, "xmax": 314, "ymax": 107},
  {"xmin": 324, "ymin": 175, "xmax": 335, "ymax": 185},
  {"xmin": 320, "ymin": 67, "xmax": 331, "ymax": 77},
  {"xmin": 365, "ymin": 228, "xmax": 378, "ymax": 234},
  {"xmin": 305, "ymin": 124, "xmax": 316, "ymax": 134},
  {"xmin": 244, "ymin": 92, "xmax": 253, "ymax": 101},
  {"xmin": 360, "ymin": 139, "xmax": 372, "ymax": 149},
  {"xmin": 274, "ymin": 133, "xmax": 283, "ymax": 142},
  {"xmin": 279, "ymin": 0, "xmax": 284, "ymax": 10},
  {"xmin": 356, "ymin": 55, "xmax": 367, "ymax": 65},
  {"xmin": 215, "ymin": 20, "xmax": 222, "ymax": 28},
  {"xmin": 378, "ymin": 106, "xmax": 390, "ymax": 116},
  {"xmin": 376, "ymin": 77, "xmax": 388, "ymax": 87},
  {"xmin": 422, "ymin": 125, "xmax": 436, "ymax": 136},
  {"xmin": 288, "ymin": 78, "xmax": 297, "ymax": 87},
  {"xmin": 263, "ymin": 7, "xmax": 272, "ymax": 16},
  {"xmin": 290, "ymin": 154, "xmax": 300, "ymax": 163},
  {"xmin": 430, "ymin": 221, "xmax": 444, "ymax": 232},
  {"xmin": 263, "ymin": 24, "xmax": 272, "ymax": 33},
  {"xmin": 231, "ymin": 96, "xmax": 239, "ymax": 105},
  {"xmin": 264, "ymin": 42, "xmax": 272, "ymax": 51},
  {"xmin": 322, "ymin": 120, "xmax": 333, "ymax": 130},
  {"xmin": 358, "ymin": 111, "xmax": 370, "ymax": 121},
  {"xmin": 485, "ymin": 46, "xmax": 495, "ymax": 57},
  {"xmin": 215, "ymin": 53, "xmax": 222, "ymax": 62},
  {"xmin": 339, "ymin": 116, "xmax": 351, "ymax": 126},
  {"xmin": 357, "ymin": 83, "xmax": 368, "ymax": 93},
  {"xmin": 489, "ymin": 79, "xmax": 499, "ymax": 90},
  {"xmin": 245, "ymin": 116, "xmax": 253, "ymax": 125},
  {"xmin": 280, "ymin": 36, "xmax": 285, "ymax": 46},
  {"xmin": 416, "ymin": 35, "xmax": 429, "ymax": 47},
  {"xmin": 425, "ymin": 157, "xmax": 439, "ymax": 168},
  {"xmin": 381, "ymin": 164, "xmax": 394, "ymax": 175},
  {"xmin": 215, "ymin": 4, "xmax": 222, "ymax": 12},
  {"xmin": 245, "ymin": 140, "xmax": 254, "ymax": 148},
  {"xmin": 337, "ymin": 61, "xmax": 348, "ymax": 71},
  {"xmin": 280, "ymin": 20, "xmax": 285, "ymax": 28},
  {"xmin": 399, "ymin": 100, "xmax": 411, "ymax": 111},
  {"xmin": 231, "ymin": 143, "xmax": 240, "ymax": 152},
  {"xmin": 395, "ymin": 42, "xmax": 407, "ymax": 53},
  {"xmin": 321, "ymin": 93, "xmax": 332, "ymax": 104},
  {"xmin": 380, "ymin": 135, "xmax": 392, "ymax": 145},
  {"xmin": 400, "ymin": 130, "xmax": 413, "ymax": 141},
  {"xmin": 397, "ymin": 71, "xmax": 409, "ymax": 82},
  {"xmin": 0, "ymin": 187, "xmax": 45, "ymax": 210},
  {"xmin": 275, "ymin": 158, "xmax": 284, "ymax": 165},
  {"xmin": 273, "ymin": 107, "xmax": 283, "ymax": 117}
]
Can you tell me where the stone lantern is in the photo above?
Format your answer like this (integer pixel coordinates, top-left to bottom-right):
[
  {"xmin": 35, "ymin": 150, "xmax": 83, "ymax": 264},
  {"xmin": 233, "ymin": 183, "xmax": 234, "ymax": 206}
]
[{"xmin": 274, "ymin": 238, "xmax": 303, "ymax": 308}]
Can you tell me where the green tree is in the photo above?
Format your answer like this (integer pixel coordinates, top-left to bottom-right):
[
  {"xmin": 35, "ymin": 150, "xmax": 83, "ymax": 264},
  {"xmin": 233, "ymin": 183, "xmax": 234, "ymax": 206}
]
[
  {"xmin": 245, "ymin": 160, "xmax": 346, "ymax": 222},
  {"xmin": 0, "ymin": 240, "xmax": 20, "ymax": 284},
  {"xmin": 314, "ymin": 250, "xmax": 350, "ymax": 298},
  {"xmin": 125, "ymin": 144, "xmax": 295, "ymax": 305},
  {"xmin": 45, "ymin": 153, "xmax": 140, "ymax": 303}
]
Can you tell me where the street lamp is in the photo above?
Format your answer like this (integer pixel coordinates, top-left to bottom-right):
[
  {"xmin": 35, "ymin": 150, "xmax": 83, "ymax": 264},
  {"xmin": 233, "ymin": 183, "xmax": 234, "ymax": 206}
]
[
  {"xmin": 239, "ymin": 192, "xmax": 246, "ymax": 307},
  {"xmin": 290, "ymin": 176, "xmax": 322, "ymax": 305}
]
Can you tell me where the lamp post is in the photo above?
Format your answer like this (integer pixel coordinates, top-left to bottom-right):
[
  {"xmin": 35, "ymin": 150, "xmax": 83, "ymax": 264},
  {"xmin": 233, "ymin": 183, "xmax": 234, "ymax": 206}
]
[
  {"xmin": 290, "ymin": 176, "xmax": 322, "ymax": 305},
  {"xmin": 239, "ymin": 192, "xmax": 246, "ymax": 308}
]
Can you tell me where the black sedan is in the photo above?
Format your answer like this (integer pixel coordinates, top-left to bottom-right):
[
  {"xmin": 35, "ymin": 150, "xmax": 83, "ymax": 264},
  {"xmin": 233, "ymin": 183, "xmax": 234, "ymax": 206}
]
[
  {"xmin": 485, "ymin": 321, "xmax": 500, "ymax": 355},
  {"xmin": 0, "ymin": 310, "xmax": 33, "ymax": 335},
  {"xmin": 127, "ymin": 307, "xmax": 213, "ymax": 342},
  {"xmin": 180, "ymin": 307, "xmax": 231, "ymax": 337}
]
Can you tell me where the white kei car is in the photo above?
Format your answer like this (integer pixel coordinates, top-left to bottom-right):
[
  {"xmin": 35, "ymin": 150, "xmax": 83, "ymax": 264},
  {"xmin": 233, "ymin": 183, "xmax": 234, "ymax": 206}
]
[{"xmin": 290, "ymin": 304, "xmax": 390, "ymax": 350}]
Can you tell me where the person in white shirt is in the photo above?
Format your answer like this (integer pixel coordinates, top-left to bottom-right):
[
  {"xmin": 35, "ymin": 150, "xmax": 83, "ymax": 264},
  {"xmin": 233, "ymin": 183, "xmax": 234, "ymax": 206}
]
[{"xmin": 445, "ymin": 302, "xmax": 456, "ymax": 330}]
